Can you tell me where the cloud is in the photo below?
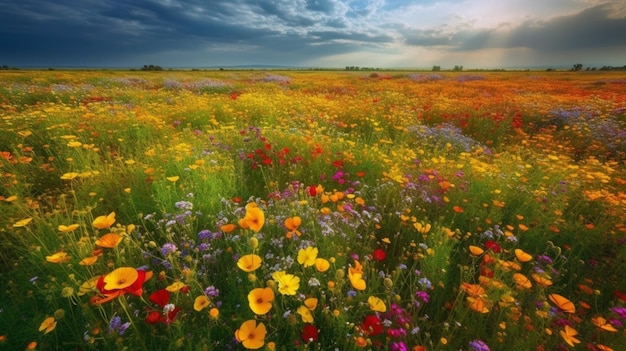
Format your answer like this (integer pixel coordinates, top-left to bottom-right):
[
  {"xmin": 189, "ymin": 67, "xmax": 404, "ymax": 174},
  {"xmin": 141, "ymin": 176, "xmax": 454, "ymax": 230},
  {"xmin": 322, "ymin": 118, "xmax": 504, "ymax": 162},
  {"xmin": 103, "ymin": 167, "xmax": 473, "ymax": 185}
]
[
  {"xmin": 0, "ymin": 0, "xmax": 624, "ymax": 67},
  {"xmin": 403, "ymin": 2, "xmax": 626, "ymax": 52}
]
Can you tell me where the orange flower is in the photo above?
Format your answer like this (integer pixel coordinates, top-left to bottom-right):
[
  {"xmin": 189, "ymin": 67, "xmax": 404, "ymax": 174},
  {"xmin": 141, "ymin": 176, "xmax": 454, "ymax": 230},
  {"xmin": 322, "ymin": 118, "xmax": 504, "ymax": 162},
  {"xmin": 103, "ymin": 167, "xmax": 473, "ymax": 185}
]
[
  {"xmin": 469, "ymin": 245, "xmax": 484, "ymax": 256},
  {"xmin": 95, "ymin": 233, "xmax": 122, "ymax": 248},
  {"xmin": 92, "ymin": 212, "xmax": 116, "ymax": 229},
  {"xmin": 514, "ymin": 249, "xmax": 533, "ymax": 263},
  {"xmin": 559, "ymin": 325, "xmax": 580, "ymax": 347},
  {"xmin": 513, "ymin": 273, "xmax": 532, "ymax": 289},
  {"xmin": 220, "ymin": 223, "xmax": 236, "ymax": 233},
  {"xmin": 284, "ymin": 216, "xmax": 302, "ymax": 237},
  {"xmin": 592, "ymin": 316, "xmax": 618, "ymax": 332},
  {"xmin": 239, "ymin": 203, "xmax": 265, "ymax": 232},
  {"xmin": 549, "ymin": 293, "xmax": 575, "ymax": 313}
]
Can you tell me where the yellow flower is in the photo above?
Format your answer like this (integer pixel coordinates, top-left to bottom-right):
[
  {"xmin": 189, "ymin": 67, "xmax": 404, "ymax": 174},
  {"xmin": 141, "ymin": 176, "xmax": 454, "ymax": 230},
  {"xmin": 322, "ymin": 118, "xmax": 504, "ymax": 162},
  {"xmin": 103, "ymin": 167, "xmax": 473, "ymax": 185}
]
[
  {"xmin": 12, "ymin": 217, "xmax": 33, "ymax": 228},
  {"xmin": 304, "ymin": 297, "xmax": 318, "ymax": 310},
  {"xmin": 38, "ymin": 316, "xmax": 56, "ymax": 334},
  {"xmin": 166, "ymin": 176, "xmax": 180, "ymax": 182},
  {"xmin": 297, "ymin": 305, "xmax": 314, "ymax": 323},
  {"xmin": 46, "ymin": 251, "xmax": 70, "ymax": 263},
  {"xmin": 58, "ymin": 224, "xmax": 79, "ymax": 233},
  {"xmin": 348, "ymin": 260, "xmax": 366, "ymax": 290},
  {"xmin": 248, "ymin": 287, "xmax": 275, "ymax": 315},
  {"xmin": 315, "ymin": 258, "xmax": 330, "ymax": 272},
  {"xmin": 95, "ymin": 233, "xmax": 123, "ymax": 248},
  {"xmin": 237, "ymin": 254, "xmax": 262, "ymax": 272},
  {"xmin": 272, "ymin": 271, "xmax": 300, "ymax": 295},
  {"xmin": 92, "ymin": 212, "xmax": 116, "ymax": 229},
  {"xmin": 60, "ymin": 172, "xmax": 79, "ymax": 180},
  {"xmin": 297, "ymin": 246, "xmax": 318, "ymax": 267},
  {"xmin": 235, "ymin": 320, "xmax": 266, "ymax": 349},
  {"xmin": 166, "ymin": 281, "xmax": 186, "ymax": 292},
  {"xmin": 103, "ymin": 267, "xmax": 138, "ymax": 290},
  {"xmin": 368, "ymin": 296, "xmax": 387, "ymax": 312},
  {"xmin": 194, "ymin": 295, "xmax": 211, "ymax": 311},
  {"xmin": 559, "ymin": 325, "xmax": 581, "ymax": 347}
]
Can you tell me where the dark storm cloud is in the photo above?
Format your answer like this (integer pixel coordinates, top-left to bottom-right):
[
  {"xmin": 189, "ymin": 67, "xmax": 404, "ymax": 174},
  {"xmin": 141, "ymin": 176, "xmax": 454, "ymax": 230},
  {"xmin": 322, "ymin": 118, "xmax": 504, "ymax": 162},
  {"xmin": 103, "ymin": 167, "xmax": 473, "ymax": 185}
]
[
  {"xmin": 0, "ymin": 0, "xmax": 360, "ymax": 66},
  {"xmin": 404, "ymin": 3, "xmax": 626, "ymax": 52}
]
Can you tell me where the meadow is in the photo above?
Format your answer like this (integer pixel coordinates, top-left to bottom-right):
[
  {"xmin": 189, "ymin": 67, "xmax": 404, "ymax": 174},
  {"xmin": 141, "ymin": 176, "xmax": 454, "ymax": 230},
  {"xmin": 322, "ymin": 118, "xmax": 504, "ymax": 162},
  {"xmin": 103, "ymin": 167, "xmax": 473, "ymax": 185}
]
[{"xmin": 0, "ymin": 69, "xmax": 625, "ymax": 351}]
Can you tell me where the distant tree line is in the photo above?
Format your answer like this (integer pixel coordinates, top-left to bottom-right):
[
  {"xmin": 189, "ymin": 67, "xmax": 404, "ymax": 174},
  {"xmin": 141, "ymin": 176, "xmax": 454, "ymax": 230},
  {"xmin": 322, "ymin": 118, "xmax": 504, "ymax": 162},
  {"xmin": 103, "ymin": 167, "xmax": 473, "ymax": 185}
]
[
  {"xmin": 344, "ymin": 66, "xmax": 381, "ymax": 71},
  {"xmin": 141, "ymin": 64, "xmax": 163, "ymax": 71},
  {"xmin": 1, "ymin": 65, "xmax": 19, "ymax": 70}
]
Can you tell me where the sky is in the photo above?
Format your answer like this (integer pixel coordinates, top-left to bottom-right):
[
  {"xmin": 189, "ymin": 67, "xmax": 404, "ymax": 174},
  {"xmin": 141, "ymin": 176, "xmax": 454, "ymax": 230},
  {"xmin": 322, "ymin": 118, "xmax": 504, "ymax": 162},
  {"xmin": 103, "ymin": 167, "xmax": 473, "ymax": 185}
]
[{"xmin": 1, "ymin": 0, "xmax": 625, "ymax": 69}]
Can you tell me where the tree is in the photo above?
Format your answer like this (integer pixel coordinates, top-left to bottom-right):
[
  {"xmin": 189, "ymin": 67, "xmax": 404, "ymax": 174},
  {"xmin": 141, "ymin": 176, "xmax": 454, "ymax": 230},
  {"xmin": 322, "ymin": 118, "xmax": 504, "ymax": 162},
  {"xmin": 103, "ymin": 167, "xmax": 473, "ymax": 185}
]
[
  {"xmin": 432, "ymin": 65, "xmax": 441, "ymax": 71},
  {"xmin": 571, "ymin": 63, "xmax": 583, "ymax": 71}
]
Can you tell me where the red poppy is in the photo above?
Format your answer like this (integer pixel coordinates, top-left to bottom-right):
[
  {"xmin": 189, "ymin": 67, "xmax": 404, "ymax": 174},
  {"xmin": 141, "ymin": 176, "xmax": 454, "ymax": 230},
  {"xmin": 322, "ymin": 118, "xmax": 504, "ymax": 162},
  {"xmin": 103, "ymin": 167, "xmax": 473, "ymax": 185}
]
[
  {"xmin": 614, "ymin": 290, "xmax": 626, "ymax": 302},
  {"xmin": 372, "ymin": 248, "xmax": 386, "ymax": 261},
  {"xmin": 307, "ymin": 185, "xmax": 318, "ymax": 196},
  {"xmin": 93, "ymin": 268, "xmax": 151, "ymax": 304},
  {"xmin": 301, "ymin": 324, "xmax": 319, "ymax": 343},
  {"xmin": 149, "ymin": 289, "xmax": 170, "ymax": 307},
  {"xmin": 145, "ymin": 289, "xmax": 180, "ymax": 324},
  {"xmin": 484, "ymin": 240, "xmax": 501, "ymax": 253},
  {"xmin": 360, "ymin": 315, "xmax": 383, "ymax": 336}
]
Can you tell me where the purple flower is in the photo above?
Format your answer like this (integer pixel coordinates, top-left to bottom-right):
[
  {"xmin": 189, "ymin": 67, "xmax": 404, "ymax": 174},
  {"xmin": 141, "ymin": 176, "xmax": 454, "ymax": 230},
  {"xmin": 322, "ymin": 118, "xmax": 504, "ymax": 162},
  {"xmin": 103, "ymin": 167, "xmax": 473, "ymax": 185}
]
[
  {"xmin": 160, "ymin": 243, "xmax": 178, "ymax": 255},
  {"xmin": 469, "ymin": 339, "xmax": 490, "ymax": 351}
]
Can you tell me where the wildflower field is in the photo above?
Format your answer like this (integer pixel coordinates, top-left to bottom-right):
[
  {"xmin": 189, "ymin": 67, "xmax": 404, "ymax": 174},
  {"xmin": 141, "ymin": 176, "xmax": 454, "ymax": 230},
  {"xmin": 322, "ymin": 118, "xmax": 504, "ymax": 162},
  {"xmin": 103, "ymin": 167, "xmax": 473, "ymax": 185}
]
[{"xmin": 1, "ymin": 69, "xmax": 626, "ymax": 351}]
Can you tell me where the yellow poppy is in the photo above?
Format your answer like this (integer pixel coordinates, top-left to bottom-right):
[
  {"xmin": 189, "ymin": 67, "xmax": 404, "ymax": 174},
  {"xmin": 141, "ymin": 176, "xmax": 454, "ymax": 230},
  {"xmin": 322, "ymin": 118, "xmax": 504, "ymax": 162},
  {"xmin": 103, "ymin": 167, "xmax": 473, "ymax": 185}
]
[
  {"xmin": 92, "ymin": 212, "xmax": 116, "ymax": 229},
  {"xmin": 304, "ymin": 297, "xmax": 318, "ymax": 310},
  {"xmin": 297, "ymin": 246, "xmax": 318, "ymax": 267},
  {"xmin": 166, "ymin": 281, "xmax": 187, "ymax": 292},
  {"xmin": 13, "ymin": 217, "xmax": 33, "ymax": 228},
  {"xmin": 58, "ymin": 224, "xmax": 80, "ymax": 233},
  {"xmin": 46, "ymin": 251, "xmax": 70, "ymax": 263},
  {"xmin": 273, "ymin": 272, "xmax": 300, "ymax": 295},
  {"xmin": 235, "ymin": 320, "xmax": 266, "ymax": 350},
  {"xmin": 103, "ymin": 267, "xmax": 138, "ymax": 290},
  {"xmin": 368, "ymin": 296, "xmax": 387, "ymax": 312},
  {"xmin": 315, "ymin": 258, "xmax": 330, "ymax": 272},
  {"xmin": 38, "ymin": 316, "xmax": 56, "ymax": 334},
  {"xmin": 237, "ymin": 254, "xmax": 262, "ymax": 272},
  {"xmin": 296, "ymin": 305, "xmax": 314, "ymax": 323},
  {"xmin": 194, "ymin": 295, "xmax": 210, "ymax": 311},
  {"xmin": 247, "ymin": 287, "xmax": 275, "ymax": 315}
]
